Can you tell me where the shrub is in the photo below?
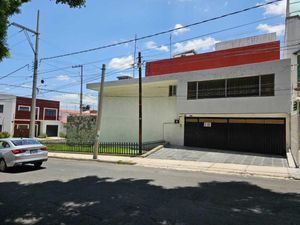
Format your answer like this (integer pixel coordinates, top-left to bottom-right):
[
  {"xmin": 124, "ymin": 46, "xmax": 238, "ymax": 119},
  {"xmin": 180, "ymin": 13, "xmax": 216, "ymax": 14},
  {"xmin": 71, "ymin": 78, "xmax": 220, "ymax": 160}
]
[
  {"xmin": 0, "ymin": 132, "xmax": 10, "ymax": 138},
  {"xmin": 38, "ymin": 133, "xmax": 47, "ymax": 138},
  {"xmin": 59, "ymin": 132, "xmax": 66, "ymax": 138}
]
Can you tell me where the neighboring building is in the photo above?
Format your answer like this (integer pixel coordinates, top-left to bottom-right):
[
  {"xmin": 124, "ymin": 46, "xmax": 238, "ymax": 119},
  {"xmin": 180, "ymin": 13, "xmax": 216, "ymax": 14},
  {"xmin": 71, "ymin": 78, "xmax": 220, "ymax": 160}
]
[
  {"xmin": 0, "ymin": 94, "xmax": 16, "ymax": 134},
  {"xmin": 0, "ymin": 94, "xmax": 62, "ymax": 137},
  {"xmin": 285, "ymin": 0, "xmax": 300, "ymax": 166},
  {"xmin": 87, "ymin": 32, "xmax": 299, "ymax": 165}
]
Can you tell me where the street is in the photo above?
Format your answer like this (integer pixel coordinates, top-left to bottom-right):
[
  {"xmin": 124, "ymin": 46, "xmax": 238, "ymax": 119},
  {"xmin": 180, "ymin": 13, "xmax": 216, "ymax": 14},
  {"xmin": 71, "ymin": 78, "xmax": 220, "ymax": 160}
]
[{"xmin": 0, "ymin": 158, "xmax": 300, "ymax": 225}]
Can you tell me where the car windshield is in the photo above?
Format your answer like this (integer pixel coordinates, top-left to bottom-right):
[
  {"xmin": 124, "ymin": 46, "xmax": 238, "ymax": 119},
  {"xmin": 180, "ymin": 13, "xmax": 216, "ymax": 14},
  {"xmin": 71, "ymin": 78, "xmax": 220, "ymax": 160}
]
[{"xmin": 11, "ymin": 139, "xmax": 41, "ymax": 146}]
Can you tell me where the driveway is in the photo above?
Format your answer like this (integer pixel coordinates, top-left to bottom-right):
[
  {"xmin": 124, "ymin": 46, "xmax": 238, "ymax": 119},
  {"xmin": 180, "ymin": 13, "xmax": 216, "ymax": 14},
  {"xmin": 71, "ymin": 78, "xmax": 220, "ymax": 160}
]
[{"xmin": 148, "ymin": 146, "xmax": 288, "ymax": 167}]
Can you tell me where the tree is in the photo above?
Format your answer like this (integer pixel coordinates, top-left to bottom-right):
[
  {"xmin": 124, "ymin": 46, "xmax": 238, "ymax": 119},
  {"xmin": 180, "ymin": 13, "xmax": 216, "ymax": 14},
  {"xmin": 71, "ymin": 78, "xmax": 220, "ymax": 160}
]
[{"xmin": 0, "ymin": 0, "xmax": 85, "ymax": 61}]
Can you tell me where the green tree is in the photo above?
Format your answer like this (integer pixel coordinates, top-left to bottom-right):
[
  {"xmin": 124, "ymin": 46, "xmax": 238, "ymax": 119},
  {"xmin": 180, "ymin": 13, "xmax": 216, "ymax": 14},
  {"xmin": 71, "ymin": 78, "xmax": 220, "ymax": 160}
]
[{"xmin": 0, "ymin": 0, "xmax": 85, "ymax": 61}]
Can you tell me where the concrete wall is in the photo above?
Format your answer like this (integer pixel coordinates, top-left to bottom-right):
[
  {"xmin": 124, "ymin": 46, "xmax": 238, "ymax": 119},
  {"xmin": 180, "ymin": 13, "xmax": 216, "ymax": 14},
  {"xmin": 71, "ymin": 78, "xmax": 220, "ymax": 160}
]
[
  {"xmin": 99, "ymin": 84, "xmax": 178, "ymax": 143},
  {"xmin": 0, "ymin": 94, "xmax": 16, "ymax": 135}
]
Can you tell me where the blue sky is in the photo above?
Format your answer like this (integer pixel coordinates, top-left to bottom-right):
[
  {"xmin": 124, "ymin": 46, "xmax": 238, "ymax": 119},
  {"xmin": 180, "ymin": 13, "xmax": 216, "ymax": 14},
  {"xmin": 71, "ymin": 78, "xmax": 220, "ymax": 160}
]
[{"xmin": 0, "ymin": 0, "xmax": 287, "ymax": 109}]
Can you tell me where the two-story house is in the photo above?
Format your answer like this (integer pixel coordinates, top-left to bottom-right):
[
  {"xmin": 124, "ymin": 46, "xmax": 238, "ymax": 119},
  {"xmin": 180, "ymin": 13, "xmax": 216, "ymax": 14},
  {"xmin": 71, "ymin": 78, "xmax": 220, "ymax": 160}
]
[
  {"xmin": 87, "ymin": 33, "xmax": 299, "ymax": 166},
  {"xmin": 0, "ymin": 94, "xmax": 61, "ymax": 137}
]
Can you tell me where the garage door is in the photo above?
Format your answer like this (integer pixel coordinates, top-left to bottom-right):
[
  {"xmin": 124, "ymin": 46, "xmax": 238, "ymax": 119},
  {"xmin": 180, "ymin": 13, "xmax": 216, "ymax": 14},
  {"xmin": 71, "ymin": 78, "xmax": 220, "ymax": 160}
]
[
  {"xmin": 184, "ymin": 118, "xmax": 286, "ymax": 156},
  {"xmin": 46, "ymin": 125, "xmax": 58, "ymax": 137}
]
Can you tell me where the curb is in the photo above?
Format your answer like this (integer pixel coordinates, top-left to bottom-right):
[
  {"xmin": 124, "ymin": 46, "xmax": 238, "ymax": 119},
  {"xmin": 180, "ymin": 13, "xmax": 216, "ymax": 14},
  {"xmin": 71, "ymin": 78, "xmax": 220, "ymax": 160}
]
[
  {"xmin": 140, "ymin": 145, "xmax": 164, "ymax": 158},
  {"xmin": 48, "ymin": 154, "xmax": 300, "ymax": 180}
]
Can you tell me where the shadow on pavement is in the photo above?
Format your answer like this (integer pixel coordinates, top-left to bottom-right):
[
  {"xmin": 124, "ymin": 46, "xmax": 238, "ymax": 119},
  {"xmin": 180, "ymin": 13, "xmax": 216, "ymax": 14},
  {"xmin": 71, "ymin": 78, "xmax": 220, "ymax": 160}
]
[
  {"xmin": 0, "ymin": 176, "xmax": 299, "ymax": 225},
  {"xmin": 4, "ymin": 165, "xmax": 46, "ymax": 174}
]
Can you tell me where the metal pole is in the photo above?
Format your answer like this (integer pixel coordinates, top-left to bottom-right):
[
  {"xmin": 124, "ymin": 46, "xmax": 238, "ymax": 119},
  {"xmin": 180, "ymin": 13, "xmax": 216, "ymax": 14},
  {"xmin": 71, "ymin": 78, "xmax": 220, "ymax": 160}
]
[
  {"xmin": 29, "ymin": 10, "xmax": 40, "ymax": 138},
  {"xmin": 93, "ymin": 64, "xmax": 106, "ymax": 159},
  {"xmin": 169, "ymin": 34, "xmax": 172, "ymax": 58},
  {"xmin": 72, "ymin": 65, "xmax": 83, "ymax": 114},
  {"xmin": 80, "ymin": 65, "xmax": 83, "ymax": 115},
  {"xmin": 138, "ymin": 52, "xmax": 142, "ymax": 154}
]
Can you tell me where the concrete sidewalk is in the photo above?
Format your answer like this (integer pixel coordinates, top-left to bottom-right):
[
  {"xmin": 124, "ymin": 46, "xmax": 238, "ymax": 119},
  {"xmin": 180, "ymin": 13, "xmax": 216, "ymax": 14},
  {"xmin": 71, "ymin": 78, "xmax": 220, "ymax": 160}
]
[{"xmin": 48, "ymin": 152, "xmax": 300, "ymax": 180}]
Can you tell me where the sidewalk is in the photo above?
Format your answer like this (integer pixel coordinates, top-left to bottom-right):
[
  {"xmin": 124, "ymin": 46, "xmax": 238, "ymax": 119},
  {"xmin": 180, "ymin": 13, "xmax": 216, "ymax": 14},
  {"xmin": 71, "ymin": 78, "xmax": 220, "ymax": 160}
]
[{"xmin": 48, "ymin": 152, "xmax": 300, "ymax": 180}]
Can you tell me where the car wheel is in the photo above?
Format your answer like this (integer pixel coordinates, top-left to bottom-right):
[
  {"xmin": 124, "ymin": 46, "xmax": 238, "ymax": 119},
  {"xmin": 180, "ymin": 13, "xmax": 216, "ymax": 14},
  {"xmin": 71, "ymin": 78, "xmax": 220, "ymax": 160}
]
[
  {"xmin": 0, "ymin": 159, "xmax": 7, "ymax": 172},
  {"xmin": 34, "ymin": 162, "xmax": 43, "ymax": 168}
]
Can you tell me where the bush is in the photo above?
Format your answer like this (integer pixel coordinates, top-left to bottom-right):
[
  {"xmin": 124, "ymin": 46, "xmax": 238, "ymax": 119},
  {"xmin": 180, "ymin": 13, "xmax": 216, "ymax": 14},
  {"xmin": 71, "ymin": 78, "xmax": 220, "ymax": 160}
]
[
  {"xmin": 38, "ymin": 133, "xmax": 47, "ymax": 138},
  {"xmin": 0, "ymin": 132, "xmax": 10, "ymax": 138},
  {"xmin": 59, "ymin": 132, "xmax": 66, "ymax": 138}
]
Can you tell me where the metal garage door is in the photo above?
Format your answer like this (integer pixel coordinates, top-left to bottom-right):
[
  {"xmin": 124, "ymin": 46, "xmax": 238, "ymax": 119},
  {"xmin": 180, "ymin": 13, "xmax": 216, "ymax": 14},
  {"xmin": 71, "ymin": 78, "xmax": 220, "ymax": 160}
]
[
  {"xmin": 46, "ymin": 125, "xmax": 58, "ymax": 137},
  {"xmin": 184, "ymin": 118, "xmax": 286, "ymax": 156}
]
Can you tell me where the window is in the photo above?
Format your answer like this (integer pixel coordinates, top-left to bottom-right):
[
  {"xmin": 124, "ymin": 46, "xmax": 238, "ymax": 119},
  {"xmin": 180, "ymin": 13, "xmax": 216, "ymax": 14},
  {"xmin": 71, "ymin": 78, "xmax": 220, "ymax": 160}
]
[
  {"xmin": 0, "ymin": 104, "xmax": 3, "ymax": 113},
  {"xmin": 0, "ymin": 141, "xmax": 10, "ymax": 149},
  {"xmin": 0, "ymin": 125, "xmax": 2, "ymax": 132},
  {"xmin": 187, "ymin": 82, "xmax": 197, "ymax": 100},
  {"xmin": 11, "ymin": 139, "xmax": 40, "ymax": 146},
  {"xmin": 169, "ymin": 85, "xmax": 177, "ymax": 96},
  {"xmin": 45, "ymin": 108, "xmax": 57, "ymax": 118},
  {"xmin": 187, "ymin": 74, "xmax": 274, "ymax": 100},
  {"xmin": 17, "ymin": 124, "xmax": 29, "ymax": 130},
  {"xmin": 198, "ymin": 79, "xmax": 225, "ymax": 98},
  {"xmin": 227, "ymin": 76, "xmax": 259, "ymax": 97},
  {"xmin": 261, "ymin": 74, "xmax": 274, "ymax": 96},
  {"xmin": 18, "ymin": 105, "xmax": 30, "ymax": 111}
]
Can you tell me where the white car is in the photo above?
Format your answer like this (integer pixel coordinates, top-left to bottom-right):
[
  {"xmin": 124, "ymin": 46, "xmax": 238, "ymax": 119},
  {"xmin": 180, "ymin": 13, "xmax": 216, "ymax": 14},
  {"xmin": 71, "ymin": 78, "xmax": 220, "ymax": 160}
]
[{"xmin": 0, "ymin": 138, "xmax": 48, "ymax": 172}]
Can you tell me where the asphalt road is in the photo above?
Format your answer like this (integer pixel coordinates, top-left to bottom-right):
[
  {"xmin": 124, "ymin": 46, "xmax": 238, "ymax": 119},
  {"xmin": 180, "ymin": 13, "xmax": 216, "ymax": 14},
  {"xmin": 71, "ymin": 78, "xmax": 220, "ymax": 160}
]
[{"xmin": 0, "ymin": 158, "xmax": 300, "ymax": 225}]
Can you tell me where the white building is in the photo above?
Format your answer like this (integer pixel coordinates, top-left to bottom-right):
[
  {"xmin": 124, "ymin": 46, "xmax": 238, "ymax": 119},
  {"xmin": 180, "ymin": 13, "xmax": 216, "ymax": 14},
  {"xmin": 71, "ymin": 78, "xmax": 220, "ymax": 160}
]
[
  {"xmin": 87, "ymin": 33, "xmax": 300, "ymax": 163},
  {"xmin": 0, "ymin": 94, "xmax": 16, "ymax": 134}
]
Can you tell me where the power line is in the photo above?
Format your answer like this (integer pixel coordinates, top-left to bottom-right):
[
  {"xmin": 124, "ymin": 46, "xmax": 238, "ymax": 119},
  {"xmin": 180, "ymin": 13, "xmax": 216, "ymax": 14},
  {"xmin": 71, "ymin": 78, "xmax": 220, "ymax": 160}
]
[
  {"xmin": 0, "ymin": 64, "xmax": 29, "ymax": 80},
  {"xmin": 40, "ymin": 0, "xmax": 283, "ymax": 61}
]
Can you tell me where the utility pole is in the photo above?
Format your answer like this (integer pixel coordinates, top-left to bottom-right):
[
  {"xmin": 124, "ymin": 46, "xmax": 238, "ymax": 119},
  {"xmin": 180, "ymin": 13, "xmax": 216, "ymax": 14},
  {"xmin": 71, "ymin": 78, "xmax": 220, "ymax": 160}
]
[
  {"xmin": 138, "ymin": 52, "xmax": 143, "ymax": 154},
  {"xmin": 94, "ymin": 64, "xmax": 106, "ymax": 159},
  {"xmin": 133, "ymin": 34, "xmax": 137, "ymax": 78},
  {"xmin": 72, "ymin": 65, "xmax": 84, "ymax": 114},
  {"xmin": 12, "ymin": 10, "xmax": 40, "ymax": 138},
  {"xmin": 169, "ymin": 34, "xmax": 172, "ymax": 58}
]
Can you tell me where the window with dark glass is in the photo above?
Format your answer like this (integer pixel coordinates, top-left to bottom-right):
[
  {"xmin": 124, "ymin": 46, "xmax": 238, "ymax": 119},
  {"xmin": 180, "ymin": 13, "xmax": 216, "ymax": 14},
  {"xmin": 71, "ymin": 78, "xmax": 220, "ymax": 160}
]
[
  {"xmin": 198, "ymin": 79, "xmax": 225, "ymax": 98},
  {"xmin": 227, "ymin": 76, "xmax": 259, "ymax": 97},
  {"xmin": 0, "ymin": 105, "xmax": 3, "ymax": 113},
  {"xmin": 45, "ymin": 109, "xmax": 56, "ymax": 117},
  {"xmin": 18, "ymin": 105, "xmax": 30, "ymax": 111},
  {"xmin": 187, "ymin": 74, "xmax": 275, "ymax": 100},
  {"xmin": 169, "ymin": 85, "xmax": 177, "ymax": 96},
  {"xmin": 0, "ymin": 125, "xmax": 2, "ymax": 132},
  {"xmin": 261, "ymin": 74, "xmax": 274, "ymax": 96},
  {"xmin": 187, "ymin": 82, "xmax": 197, "ymax": 99}
]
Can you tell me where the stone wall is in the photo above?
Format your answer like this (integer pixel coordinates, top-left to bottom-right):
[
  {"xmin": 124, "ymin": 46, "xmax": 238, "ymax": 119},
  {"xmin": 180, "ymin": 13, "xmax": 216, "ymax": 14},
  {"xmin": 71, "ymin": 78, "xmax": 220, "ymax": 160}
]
[{"xmin": 66, "ymin": 115, "xmax": 96, "ymax": 144}]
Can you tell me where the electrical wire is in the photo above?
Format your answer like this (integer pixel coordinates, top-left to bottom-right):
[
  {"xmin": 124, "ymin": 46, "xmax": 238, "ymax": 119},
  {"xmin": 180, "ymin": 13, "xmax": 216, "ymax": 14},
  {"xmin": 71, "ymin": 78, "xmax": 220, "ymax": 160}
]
[{"xmin": 40, "ymin": 0, "xmax": 284, "ymax": 61}]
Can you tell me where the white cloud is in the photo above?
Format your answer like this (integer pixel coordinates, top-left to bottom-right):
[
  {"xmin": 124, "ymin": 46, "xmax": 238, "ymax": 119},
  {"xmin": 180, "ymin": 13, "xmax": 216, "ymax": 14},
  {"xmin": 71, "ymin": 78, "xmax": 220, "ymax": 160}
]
[
  {"xmin": 259, "ymin": 0, "xmax": 286, "ymax": 16},
  {"xmin": 54, "ymin": 93, "xmax": 97, "ymax": 106},
  {"xmin": 145, "ymin": 41, "xmax": 169, "ymax": 52},
  {"xmin": 256, "ymin": 23, "xmax": 285, "ymax": 36},
  {"xmin": 56, "ymin": 75, "xmax": 70, "ymax": 81},
  {"xmin": 173, "ymin": 37, "xmax": 219, "ymax": 54},
  {"xmin": 108, "ymin": 55, "xmax": 134, "ymax": 70},
  {"xmin": 173, "ymin": 24, "xmax": 190, "ymax": 36}
]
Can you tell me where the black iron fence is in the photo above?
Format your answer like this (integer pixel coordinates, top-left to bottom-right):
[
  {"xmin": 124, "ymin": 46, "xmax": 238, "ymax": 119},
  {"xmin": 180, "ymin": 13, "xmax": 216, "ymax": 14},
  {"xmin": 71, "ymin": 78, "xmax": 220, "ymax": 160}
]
[{"xmin": 41, "ymin": 140, "xmax": 166, "ymax": 156}]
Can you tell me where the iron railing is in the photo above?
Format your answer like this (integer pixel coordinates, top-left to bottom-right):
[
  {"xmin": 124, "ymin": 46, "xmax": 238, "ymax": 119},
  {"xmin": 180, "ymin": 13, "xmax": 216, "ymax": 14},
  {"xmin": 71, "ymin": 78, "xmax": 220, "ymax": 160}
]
[{"xmin": 42, "ymin": 140, "xmax": 166, "ymax": 156}]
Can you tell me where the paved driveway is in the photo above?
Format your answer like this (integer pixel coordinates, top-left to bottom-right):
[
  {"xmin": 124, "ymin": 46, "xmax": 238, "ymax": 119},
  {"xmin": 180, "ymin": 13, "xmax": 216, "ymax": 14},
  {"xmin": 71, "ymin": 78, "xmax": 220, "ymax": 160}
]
[{"xmin": 148, "ymin": 146, "xmax": 288, "ymax": 167}]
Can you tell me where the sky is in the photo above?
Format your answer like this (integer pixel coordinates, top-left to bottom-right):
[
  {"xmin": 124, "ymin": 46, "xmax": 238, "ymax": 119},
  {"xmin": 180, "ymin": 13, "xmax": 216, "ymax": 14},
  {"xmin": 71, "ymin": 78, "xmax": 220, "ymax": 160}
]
[{"xmin": 0, "ymin": 0, "xmax": 288, "ymax": 109}]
